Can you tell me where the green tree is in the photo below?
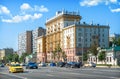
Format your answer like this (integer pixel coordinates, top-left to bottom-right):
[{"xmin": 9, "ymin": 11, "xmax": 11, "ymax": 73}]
[
  {"xmin": 61, "ymin": 51, "xmax": 67, "ymax": 62},
  {"xmin": 98, "ymin": 51, "xmax": 106, "ymax": 63},
  {"xmin": 19, "ymin": 53, "xmax": 29, "ymax": 62},
  {"xmin": 83, "ymin": 52, "xmax": 88, "ymax": 61},
  {"xmin": 51, "ymin": 51, "xmax": 57, "ymax": 61},
  {"xmin": 89, "ymin": 44, "xmax": 98, "ymax": 63},
  {"xmin": 52, "ymin": 44, "xmax": 67, "ymax": 62},
  {"xmin": 55, "ymin": 44, "xmax": 62, "ymax": 62},
  {"xmin": 112, "ymin": 38, "xmax": 118, "ymax": 46},
  {"xmin": 12, "ymin": 53, "xmax": 19, "ymax": 62},
  {"xmin": 6, "ymin": 54, "xmax": 13, "ymax": 62},
  {"xmin": 117, "ymin": 37, "xmax": 120, "ymax": 46}
]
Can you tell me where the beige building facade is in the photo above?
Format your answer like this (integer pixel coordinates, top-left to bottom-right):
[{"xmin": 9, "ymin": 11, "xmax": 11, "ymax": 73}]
[
  {"xmin": 37, "ymin": 10, "xmax": 109, "ymax": 62},
  {"xmin": 37, "ymin": 36, "xmax": 46, "ymax": 63},
  {"xmin": 0, "ymin": 48, "xmax": 13, "ymax": 61}
]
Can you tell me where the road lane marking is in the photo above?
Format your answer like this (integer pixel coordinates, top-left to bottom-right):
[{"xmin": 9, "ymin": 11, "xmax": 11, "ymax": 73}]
[
  {"xmin": 54, "ymin": 70, "xmax": 120, "ymax": 79},
  {"xmin": 0, "ymin": 72, "xmax": 27, "ymax": 79}
]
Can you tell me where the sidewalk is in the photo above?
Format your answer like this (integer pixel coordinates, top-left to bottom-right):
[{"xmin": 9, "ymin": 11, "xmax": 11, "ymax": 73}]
[{"xmin": 96, "ymin": 66, "xmax": 120, "ymax": 68}]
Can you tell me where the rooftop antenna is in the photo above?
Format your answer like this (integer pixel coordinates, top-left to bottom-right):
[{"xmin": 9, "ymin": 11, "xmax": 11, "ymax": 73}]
[{"xmin": 77, "ymin": 10, "xmax": 80, "ymax": 15}]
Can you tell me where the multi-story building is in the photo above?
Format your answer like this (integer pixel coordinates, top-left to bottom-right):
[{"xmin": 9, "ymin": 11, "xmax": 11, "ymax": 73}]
[
  {"xmin": 18, "ymin": 27, "xmax": 46, "ymax": 57},
  {"xmin": 18, "ymin": 31, "xmax": 32, "ymax": 56},
  {"xmin": 44, "ymin": 10, "xmax": 109, "ymax": 62},
  {"xmin": 109, "ymin": 34, "xmax": 120, "ymax": 47},
  {"xmin": 109, "ymin": 33, "xmax": 120, "ymax": 42},
  {"xmin": 88, "ymin": 46, "xmax": 120, "ymax": 66},
  {"xmin": 0, "ymin": 48, "xmax": 13, "ymax": 61},
  {"xmin": 32, "ymin": 27, "xmax": 46, "ymax": 53},
  {"xmin": 37, "ymin": 35, "xmax": 46, "ymax": 63}
]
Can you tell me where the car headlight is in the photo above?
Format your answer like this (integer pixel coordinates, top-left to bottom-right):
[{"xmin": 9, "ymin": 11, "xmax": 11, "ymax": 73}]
[{"xmin": 13, "ymin": 68, "xmax": 16, "ymax": 71}]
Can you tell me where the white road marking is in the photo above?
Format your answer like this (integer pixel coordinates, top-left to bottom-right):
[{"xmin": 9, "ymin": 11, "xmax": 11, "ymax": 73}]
[{"xmin": 0, "ymin": 72, "xmax": 27, "ymax": 79}]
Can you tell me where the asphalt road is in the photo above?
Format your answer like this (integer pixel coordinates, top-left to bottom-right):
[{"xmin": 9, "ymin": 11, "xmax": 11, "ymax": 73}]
[{"xmin": 0, "ymin": 66, "xmax": 120, "ymax": 79}]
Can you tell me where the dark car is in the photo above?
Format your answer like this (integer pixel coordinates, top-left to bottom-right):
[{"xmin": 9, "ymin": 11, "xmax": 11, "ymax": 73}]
[
  {"xmin": 50, "ymin": 62, "xmax": 56, "ymax": 67},
  {"xmin": 57, "ymin": 62, "xmax": 66, "ymax": 67},
  {"xmin": 0, "ymin": 63, "xmax": 5, "ymax": 67},
  {"xmin": 65, "ymin": 62, "xmax": 75, "ymax": 68},
  {"xmin": 65, "ymin": 62, "xmax": 81, "ymax": 68},
  {"xmin": 26, "ymin": 62, "xmax": 38, "ymax": 69}
]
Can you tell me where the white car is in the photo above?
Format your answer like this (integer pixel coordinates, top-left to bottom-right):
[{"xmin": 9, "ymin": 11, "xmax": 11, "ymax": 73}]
[
  {"xmin": 38, "ymin": 62, "xmax": 47, "ymax": 67},
  {"xmin": 84, "ymin": 62, "xmax": 96, "ymax": 68}
]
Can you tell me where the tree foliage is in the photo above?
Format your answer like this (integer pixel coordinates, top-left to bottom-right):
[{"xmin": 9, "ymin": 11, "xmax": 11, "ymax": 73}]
[
  {"xmin": 98, "ymin": 51, "xmax": 106, "ymax": 61},
  {"xmin": 83, "ymin": 52, "xmax": 88, "ymax": 61},
  {"xmin": 2, "ymin": 53, "xmax": 19, "ymax": 63},
  {"xmin": 118, "ymin": 37, "xmax": 120, "ymax": 46},
  {"xmin": 89, "ymin": 44, "xmax": 98, "ymax": 63},
  {"xmin": 19, "ymin": 53, "xmax": 29, "ymax": 62},
  {"xmin": 52, "ymin": 44, "xmax": 67, "ymax": 62},
  {"xmin": 12, "ymin": 53, "xmax": 19, "ymax": 62},
  {"xmin": 110, "ymin": 37, "xmax": 120, "ymax": 47},
  {"xmin": 90, "ymin": 44, "xmax": 98, "ymax": 56}
]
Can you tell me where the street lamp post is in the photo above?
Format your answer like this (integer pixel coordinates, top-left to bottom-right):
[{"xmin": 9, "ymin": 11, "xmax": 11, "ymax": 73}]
[{"xmin": 81, "ymin": 37, "xmax": 84, "ymax": 64}]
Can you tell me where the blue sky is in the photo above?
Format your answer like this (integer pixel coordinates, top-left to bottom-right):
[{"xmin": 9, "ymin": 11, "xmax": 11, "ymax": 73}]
[{"xmin": 0, "ymin": 0, "xmax": 120, "ymax": 50}]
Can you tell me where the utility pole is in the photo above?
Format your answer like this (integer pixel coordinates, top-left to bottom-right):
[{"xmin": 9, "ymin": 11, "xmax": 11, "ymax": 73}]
[{"xmin": 81, "ymin": 36, "xmax": 84, "ymax": 64}]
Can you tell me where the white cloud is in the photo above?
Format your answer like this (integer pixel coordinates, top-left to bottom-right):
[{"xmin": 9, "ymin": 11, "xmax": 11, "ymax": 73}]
[
  {"xmin": 35, "ymin": 5, "xmax": 48, "ymax": 12},
  {"xmin": 2, "ymin": 13, "xmax": 42, "ymax": 23},
  {"xmin": 110, "ymin": 8, "xmax": 120, "ymax": 12},
  {"xmin": 0, "ymin": 5, "xmax": 10, "ymax": 14},
  {"xmin": 20, "ymin": 3, "xmax": 32, "ymax": 10},
  {"xmin": 80, "ymin": 0, "xmax": 118, "ymax": 7},
  {"xmin": 1, "ymin": 3, "xmax": 48, "ymax": 23},
  {"xmin": 20, "ymin": 3, "xmax": 48, "ymax": 12},
  {"xmin": 80, "ymin": 0, "xmax": 102, "ymax": 7},
  {"xmin": 110, "ymin": 0, "xmax": 117, "ymax": 3},
  {"xmin": 32, "ymin": 13, "xmax": 42, "ymax": 19},
  {"xmin": 22, "ymin": 14, "xmax": 31, "ymax": 20}
]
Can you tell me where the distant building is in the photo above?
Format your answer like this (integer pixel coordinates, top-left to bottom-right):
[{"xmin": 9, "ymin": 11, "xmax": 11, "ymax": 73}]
[
  {"xmin": 18, "ymin": 27, "xmax": 46, "ymax": 57},
  {"xmin": 32, "ymin": 27, "xmax": 46, "ymax": 53},
  {"xmin": 40, "ymin": 10, "xmax": 110, "ymax": 62},
  {"xmin": 109, "ymin": 33, "xmax": 120, "ymax": 42},
  {"xmin": 0, "ymin": 48, "xmax": 13, "ymax": 61},
  {"xmin": 18, "ymin": 31, "xmax": 32, "ymax": 56},
  {"xmin": 109, "ymin": 33, "xmax": 120, "ymax": 47}
]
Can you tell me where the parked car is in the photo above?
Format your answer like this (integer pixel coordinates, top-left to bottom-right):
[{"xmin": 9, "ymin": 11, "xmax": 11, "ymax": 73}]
[
  {"xmin": 84, "ymin": 62, "xmax": 96, "ymax": 68},
  {"xmin": 20, "ymin": 63, "xmax": 26, "ymax": 66},
  {"xmin": 65, "ymin": 62, "xmax": 81, "ymax": 68},
  {"xmin": 26, "ymin": 62, "xmax": 38, "ymax": 69},
  {"xmin": 9, "ymin": 64, "xmax": 24, "ymax": 73},
  {"xmin": 57, "ymin": 62, "xmax": 66, "ymax": 67},
  {"xmin": 50, "ymin": 62, "xmax": 56, "ymax": 67},
  {"xmin": 0, "ymin": 63, "xmax": 5, "ymax": 67},
  {"xmin": 38, "ymin": 62, "xmax": 47, "ymax": 67}
]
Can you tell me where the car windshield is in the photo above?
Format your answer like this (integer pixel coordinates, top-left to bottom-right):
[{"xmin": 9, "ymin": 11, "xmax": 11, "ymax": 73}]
[
  {"xmin": 11, "ymin": 64, "xmax": 20, "ymax": 67},
  {"xmin": 29, "ymin": 62, "xmax": 36, "ymax": 65}
]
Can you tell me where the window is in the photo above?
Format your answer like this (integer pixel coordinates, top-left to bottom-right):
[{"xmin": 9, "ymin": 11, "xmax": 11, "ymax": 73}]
[
  {"xmin": 78, "ymin": 43, "xmax": 81, "ymax": 47},
  {"xmin": 102, "ymin": 39, "xmax": 104, "ymax": 42},
  {"xmin": 78, "ymin": 38, "xmax": 81, "ymax": 42},
  {"xmin": 102, "ymin": 34, "xmax": 104, "ymax": 37},
  {"xmin": 78, "ymin": 33, "xmax": 81, "ymax": 36},
  {"xmin": 78, "ymin": 28, "xmax": 82, "ymax": 31},
  {"xmin": 110, "ymin": 57, "xmax": 111, "ymax": 62},
  {"xmin": 107, "ymin": 57, "xmax": 108, "ymax": 62}
]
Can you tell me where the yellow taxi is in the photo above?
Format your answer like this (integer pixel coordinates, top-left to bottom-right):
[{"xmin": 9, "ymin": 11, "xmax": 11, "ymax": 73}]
[{"xmin": 9, "ymin": 64, "xmax": 24, "ymax": 73}]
